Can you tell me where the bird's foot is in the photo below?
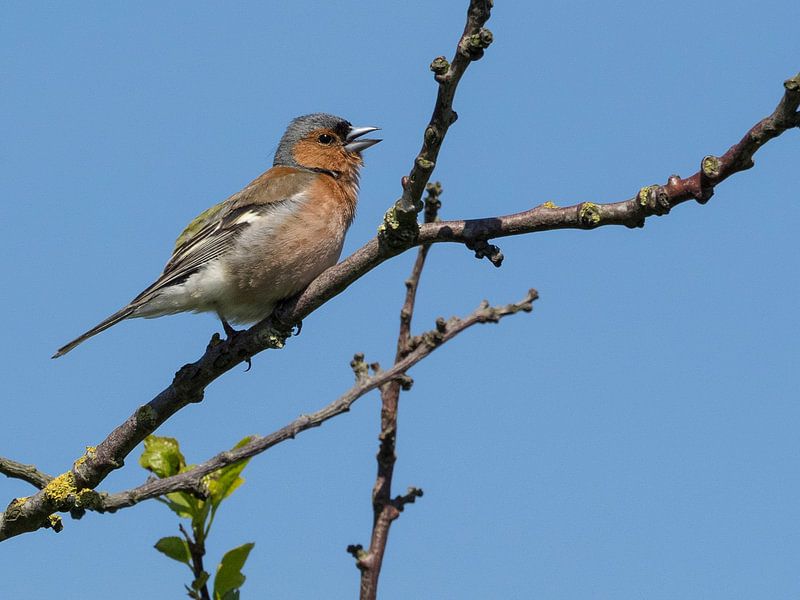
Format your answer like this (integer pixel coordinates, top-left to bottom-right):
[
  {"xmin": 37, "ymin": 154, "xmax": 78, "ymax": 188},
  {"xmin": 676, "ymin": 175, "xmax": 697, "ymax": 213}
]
[
  {"xmin": 293, "ymin": 320, "xmax": 303, "ymax": 336},
  {"xmin": 221, "ymin": 318, "xmax": 240, "ymax": 340}
]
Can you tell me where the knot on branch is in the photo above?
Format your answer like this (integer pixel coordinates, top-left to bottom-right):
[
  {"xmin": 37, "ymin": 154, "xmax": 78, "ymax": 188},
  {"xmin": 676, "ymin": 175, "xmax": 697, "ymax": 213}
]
[
  {"xmin": 45, "ymin": 514, "xmax": 63, "ymax": 532},
  {"xmin": 430, "ymin": 56, "xmax": 450, "ymax": 82},
  {"xmin": 424, "ymin": 182, "xmax": 443, "ymax": 223},
  {"xmin": 392, "ymin": 487, "xmax": 424, "ymax": 512},
  {"xmin": 695, "ymin": 155, "xmax": 722, "ymax": 204},
  {"xmin": 350, "ymin": 353, "xmax": 369, "ymax": 383},
  {"xmin": 346, "ymin": 543, "xmax": 368, "ymax": 564},
  {"xmin": 395, "ymin": 373, "xmax": 414, "ymax": 391},
  {"xmin": 465, "ymin": 238, "xmax": 504, "ymax": 267},
  {"xmin": 636, "ymin": 185, "xmax": 671, "ymax": 215},
  {"xmin": 170, "ymin": 363, "xmax": 206, "ymax": 403},
  {"xmin": 460, "ymin": 28, "xmax": 493, "ymax": 60},
  {"xmin": 578, "ymin": 202, "xmax": 602, "ymax": 227},
  {"xmin": 378, "ymin": 203, "xmax": 421, "ymax": 250},
  {"xmin": 253, "ymin": 326, "xmax": 289, "ymax": 352}
]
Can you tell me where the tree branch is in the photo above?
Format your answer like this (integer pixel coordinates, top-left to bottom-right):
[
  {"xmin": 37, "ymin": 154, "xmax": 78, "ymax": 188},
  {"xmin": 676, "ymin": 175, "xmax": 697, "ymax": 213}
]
[
  {"xmin": 350, "ymin": 183, "xmax": 442, "ymax": 600},
  {"xmin": 0, "ymin": 0, "xmax": 497, "ymax": 543},
  {"xmin": 74, "ymin": 290, "xmax": 538, "ymax": 515},
  {"xmin": 379, "ymin": 0, "xmax": 493, "ymax": 246},
  {"xmin": 0, "ymin": 458, "xmax": 53, "ymax": 490},
  {"xmin": 1, "ymin": 2, "xmax": 795, "ymax": 540},
  {"xmin": 415, "ymin": 73, "xmax": 800, "ymax": 252}
]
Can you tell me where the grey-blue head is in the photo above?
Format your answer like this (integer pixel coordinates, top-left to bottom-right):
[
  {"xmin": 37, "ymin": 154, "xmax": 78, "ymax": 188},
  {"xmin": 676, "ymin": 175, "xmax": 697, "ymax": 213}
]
[{"xmin": 273, "ymin": 113, "xmax": 381, "ymax": 169}]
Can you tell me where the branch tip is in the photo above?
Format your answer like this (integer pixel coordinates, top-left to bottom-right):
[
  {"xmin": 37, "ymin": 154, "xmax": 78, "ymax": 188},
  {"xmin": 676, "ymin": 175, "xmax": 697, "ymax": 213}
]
[{"xmin": 350, "ymin": 353, "xmax": 369, "ymax": 382}]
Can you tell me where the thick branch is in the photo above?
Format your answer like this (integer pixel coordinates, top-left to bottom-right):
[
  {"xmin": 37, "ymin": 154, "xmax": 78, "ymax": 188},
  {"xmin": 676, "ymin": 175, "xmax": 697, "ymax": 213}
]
[{"xmin": 82, "ymin": 290, "xmax": 538, "ymax": 514}]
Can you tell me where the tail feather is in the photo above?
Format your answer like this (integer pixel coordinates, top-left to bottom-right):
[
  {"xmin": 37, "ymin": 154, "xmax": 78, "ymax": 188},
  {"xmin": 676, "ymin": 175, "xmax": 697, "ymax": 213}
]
[{"xmin": 52, "ymin": 306, "xmax": 136, "ymax": 358}]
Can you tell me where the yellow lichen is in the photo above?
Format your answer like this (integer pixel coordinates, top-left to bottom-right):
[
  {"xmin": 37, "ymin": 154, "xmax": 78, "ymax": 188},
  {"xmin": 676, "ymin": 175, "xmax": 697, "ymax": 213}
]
[
  {"xmin": 542, "ymin": 201, "xmax": 558, "ymax": 209},
  {"xmin": 579, "ymin": 202, "xmax": 601, "ymax": 226},
  {"xmin": 8, "ymin": 497, "xmax": 28, "ymax": 510},
  {"xmin": 638, "ymin": 185, "xmax": 658, "ymax": 207},
  {"xmin": 43, "ymin": 471, "xmax": 77, "ymax": 505},
  {"xmin": 47, "ymin": 514, "xmax": 63, "ymax": 532},
  {"xmin": 701, "ymin": 155, "xmax": 720, "ymax": 178},
  {"xmin": 378, "ymin": 206, "xmax": 401, "ymax": 234}
]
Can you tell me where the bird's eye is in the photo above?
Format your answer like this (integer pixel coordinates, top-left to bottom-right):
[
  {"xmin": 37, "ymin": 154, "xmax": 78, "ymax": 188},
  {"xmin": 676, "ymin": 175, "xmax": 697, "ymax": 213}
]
[{"xmin": 317, "ymin": 134, "xmax": 334, "ymax": 145}]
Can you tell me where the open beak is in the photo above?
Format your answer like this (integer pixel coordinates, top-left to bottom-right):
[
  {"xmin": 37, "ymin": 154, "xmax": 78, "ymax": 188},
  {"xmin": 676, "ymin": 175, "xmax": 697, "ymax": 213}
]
[{"xmin": 344, "ymin": 126, "xmax": 381, "ymax": 153}]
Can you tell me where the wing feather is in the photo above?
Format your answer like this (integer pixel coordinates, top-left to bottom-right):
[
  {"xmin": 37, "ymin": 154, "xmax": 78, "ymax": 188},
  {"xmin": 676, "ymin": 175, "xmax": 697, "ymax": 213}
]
[{"xmin": 128, "ymin": 168, "xmax": 317, "ymax": 307}]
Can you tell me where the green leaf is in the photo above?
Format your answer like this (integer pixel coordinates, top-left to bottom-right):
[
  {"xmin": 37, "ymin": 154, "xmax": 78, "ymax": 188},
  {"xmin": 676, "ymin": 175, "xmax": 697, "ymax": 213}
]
[
  {"xmin": 207, "ymin": 437, "xmax": 253, "ymax": 508},
  {"xmin": 162, "ymin": 491, "xmax": 196, "ymax": 519},
  {"xmin": 213, "ymin": 542, "xmax": 254, "ymax": 600},
  {"xmin": 139, "ymin": 436, "xmax": 186, "ymax": 478},
  {"xmin": 220, "ymin": 590, "xmax": 240, "ymax": 600},
  {"xmin": 154, "ymin": 536, "xmax": 191, "ymax": 566},
  {"xmin": 192, "ymin": 496, "xmax": 212, "ymax": 532}
]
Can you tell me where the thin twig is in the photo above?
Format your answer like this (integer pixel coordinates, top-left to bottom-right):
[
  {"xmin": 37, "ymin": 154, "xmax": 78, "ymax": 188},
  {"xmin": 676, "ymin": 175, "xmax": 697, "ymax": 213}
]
[
  {"xmin": 180, "ymin": 523, "xmax": 211, "ymax": 600},
  {"xmin": 352, "ymin": 183, "xmax": 442, "ymax": 600},
  {"xmin": 0, "ymin": 458, "xmax": 53, "ymax": 490},
  {"xmin": 379, "ymin": 0, "xmax": 493, "ymax": 247}
]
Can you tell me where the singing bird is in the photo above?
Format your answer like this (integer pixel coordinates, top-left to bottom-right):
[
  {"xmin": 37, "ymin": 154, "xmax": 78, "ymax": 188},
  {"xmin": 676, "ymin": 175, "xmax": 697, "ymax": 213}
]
[{"xmin": 53, "ymin": 114, "xmax": 381, "ymax": 358}]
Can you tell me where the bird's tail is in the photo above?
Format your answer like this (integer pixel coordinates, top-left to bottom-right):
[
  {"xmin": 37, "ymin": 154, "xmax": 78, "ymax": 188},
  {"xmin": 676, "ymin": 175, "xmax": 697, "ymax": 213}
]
[{"xmin": 52, "ymin": 306, "xmax": 136, "ymax": 358}]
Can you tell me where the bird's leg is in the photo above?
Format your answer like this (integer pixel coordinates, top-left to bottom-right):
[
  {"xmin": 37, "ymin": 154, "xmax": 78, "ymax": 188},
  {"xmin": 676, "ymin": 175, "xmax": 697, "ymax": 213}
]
[
  {"xmin": 221, "ymin": 318, "xmax": 238, "ymax": 339},
  {"xmin": 216, "ymin": 310, "xmax": 252, "ymax": 371},
  {"xmin": 216, "ymin": 310, "xmax": 239, "ymax": 339}
]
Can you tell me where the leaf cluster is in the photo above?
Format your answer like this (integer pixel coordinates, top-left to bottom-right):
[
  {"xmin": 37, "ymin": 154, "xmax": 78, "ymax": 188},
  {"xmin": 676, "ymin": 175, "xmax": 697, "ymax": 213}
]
[{"xmin": 140, "ymin": 435, "xmax": 255, "ymax": 600}]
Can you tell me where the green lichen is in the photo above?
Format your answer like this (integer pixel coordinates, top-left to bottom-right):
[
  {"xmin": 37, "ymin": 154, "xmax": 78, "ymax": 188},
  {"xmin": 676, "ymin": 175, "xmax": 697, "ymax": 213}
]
[
  {"xmin": 579, "ymin": 202, "xmax": 601, "ymax": 226},
  {"xmin": 415, "ymin": 157, "xmax": 435, "ymax": 170},
  {"xmin": 76, "ymin": 488, "xmax": 102, "ymax": 510},
  {"xmin": 638, "ymin": 185, "xmax": 658, "ymax": 207},
  {"xmin": 429, "ymin": 56, "xmax": 450, "ymax": 75},
  {"xmin": 136, "ymin": 404, "xmax": 157, "ymax": 429},
  {"xmin": 701, "ymin": 155, "xmax": 720, "ymax": 178},
  {"xmin": 378, "ymin": 205, "xmax": 401, "ymax": 235},
  {"xmin": 43, "ymin": 471, "xmax": 77, "ymax": 505}
]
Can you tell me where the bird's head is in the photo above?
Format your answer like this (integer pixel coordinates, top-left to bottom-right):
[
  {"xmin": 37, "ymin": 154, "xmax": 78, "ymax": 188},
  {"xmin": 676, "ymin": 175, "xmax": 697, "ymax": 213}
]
[{"xmin": 273, "ymin": 113, "xmax": 381, "ymax": 178}]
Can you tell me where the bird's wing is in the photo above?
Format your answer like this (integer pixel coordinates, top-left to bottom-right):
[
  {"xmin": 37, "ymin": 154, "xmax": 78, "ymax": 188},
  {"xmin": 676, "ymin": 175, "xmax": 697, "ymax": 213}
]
[{"xmin": 129, "ymin": 167, "xmax": 317, "ymax": 306}]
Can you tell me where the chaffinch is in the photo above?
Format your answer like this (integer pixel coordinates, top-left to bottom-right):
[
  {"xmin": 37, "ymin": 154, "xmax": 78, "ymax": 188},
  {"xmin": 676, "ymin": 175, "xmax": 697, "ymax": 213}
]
[{"xmin": 54, "ymin": 113, "xmax": 381, "ymax": 358}]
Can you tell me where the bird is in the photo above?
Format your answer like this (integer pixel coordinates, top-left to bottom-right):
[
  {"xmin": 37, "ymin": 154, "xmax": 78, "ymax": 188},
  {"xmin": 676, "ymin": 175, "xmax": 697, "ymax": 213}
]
[{"xmin": 53, "ymin": 113, "xmax": 381, "ymax": 358}]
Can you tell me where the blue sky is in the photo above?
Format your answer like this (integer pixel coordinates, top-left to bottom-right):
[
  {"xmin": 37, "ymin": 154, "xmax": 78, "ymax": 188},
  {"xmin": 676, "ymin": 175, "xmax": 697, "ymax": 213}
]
[{"xmin": 2, "ymin": 1, "xmax": 798, "ymax": 598}]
